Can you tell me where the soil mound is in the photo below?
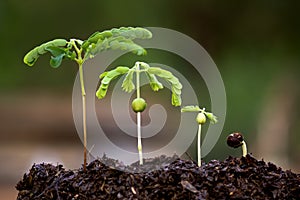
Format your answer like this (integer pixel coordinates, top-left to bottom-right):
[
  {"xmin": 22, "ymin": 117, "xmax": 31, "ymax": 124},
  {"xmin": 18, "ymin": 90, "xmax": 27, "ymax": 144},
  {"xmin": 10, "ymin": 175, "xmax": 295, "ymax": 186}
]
[{"xmin": 16, "ymin": 154, "xmax": 300, "ymax": 199}]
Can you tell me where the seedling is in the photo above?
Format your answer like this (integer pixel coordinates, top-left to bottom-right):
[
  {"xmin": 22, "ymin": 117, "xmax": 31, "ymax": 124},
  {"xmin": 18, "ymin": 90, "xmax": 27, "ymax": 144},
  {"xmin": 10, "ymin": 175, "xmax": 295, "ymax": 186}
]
[
  {"xmin": 181, "ymin": 105, "xmax": 217, "ymax": 166},
  {"xmin": 23, "ymin": 27, "xmax": 152, "ymax": 170},
  {"xmin": 227, "ymin": 132, "xmax": 248, "ymax": 157},
  {"xmin": 96, "ymin": 61, "xmax": 182, "ymax": 164}
]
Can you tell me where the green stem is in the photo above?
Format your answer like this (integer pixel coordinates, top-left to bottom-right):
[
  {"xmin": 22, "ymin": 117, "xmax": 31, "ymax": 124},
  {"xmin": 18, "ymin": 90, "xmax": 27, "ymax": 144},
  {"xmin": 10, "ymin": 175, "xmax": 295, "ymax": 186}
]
[
  {"xmin": 72, "ymin": 40, "xmax": 87, "ymax": 171},
  {"xmin": 136, "ymin": 62, "xmax": 143, "ymax": 165},
  {"xmin": 79, "ymin": 63, "xmax": 87, "ymax": 171},
  {"xmin": 241, "ymin": 141, "xmax": 247, "ymax": 157},
  {"xmin": 136, "ymin": 62, "xmax": 141, "ymax": 99},
  {"xmin": 197, "ymin": 124, "xmax": 202, "ymax": 167},
  {"xmin": 137, "ymin": 112, "xmax": 143, "ymax": 165}
]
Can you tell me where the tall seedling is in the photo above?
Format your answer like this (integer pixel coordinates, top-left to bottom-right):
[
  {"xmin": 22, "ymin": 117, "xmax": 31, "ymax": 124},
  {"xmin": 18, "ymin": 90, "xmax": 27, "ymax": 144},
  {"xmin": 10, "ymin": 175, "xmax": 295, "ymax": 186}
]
[
  {"xmin": 96, "ymin": 61, "xmax": 182, "ymax": 164},
  {"xmin": 23, "ymin": 27, "xmax": 152, "ymax": 170}
]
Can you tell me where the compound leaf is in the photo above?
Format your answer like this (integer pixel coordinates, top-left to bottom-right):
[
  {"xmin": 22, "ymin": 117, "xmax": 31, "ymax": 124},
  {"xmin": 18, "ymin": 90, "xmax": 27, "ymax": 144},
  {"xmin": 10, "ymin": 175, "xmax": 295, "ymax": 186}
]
[
  {"xmin": 110, "ymin": 27, "xmax": 152, "ymax": 40},
  {"xmin": 139, "ymin": 63, "xmax": 163, "ymax": 92},
  {"xmin": 147, "ymin": 73, "xmax": 164, "ymax": 91},
  {"xmin": 181, "ymin": 105, "xmax": 201, "ymax": 112},
  {"xmin": 81, "ymin": 30, "xmax": 113, "ymax": 50},
  {"xmin": 83, "ymin": 27, "xmax": 151, "ymax": 60},
  {"xmin": 50, "ymin": 54, "xmax": 65, "ymax": 68},
  {"xmin": 82, "ymin": 27, "xmax": 152, "ymax": 50},
  {"xmin": 121, "ymin": 69, "xmax": 135, "ymax": 92},
  {"xmin": 147, "ymin": 67, "xmax": 182, "ymax": 106},
  {"xmin": 181, "ymin": 105, "xmax": 218, "ymax": 124},
  {"xmin": 205, "ymin": 112, "xmax": 218, "ymax": 124},
  {"xmin": 86, "ymin": 36, "xmax": 147, "ymax": 59},
  {"xmin": 23, "ymin": 39, "xmax": 67, "ymax": 67},
  {"xmin": 96, "ymin": 66, "xmax": 129, "ymax": 99}
]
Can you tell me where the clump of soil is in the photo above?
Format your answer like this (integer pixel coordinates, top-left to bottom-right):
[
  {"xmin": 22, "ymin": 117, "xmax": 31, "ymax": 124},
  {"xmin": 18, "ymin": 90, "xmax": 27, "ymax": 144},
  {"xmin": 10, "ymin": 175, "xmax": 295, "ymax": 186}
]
[{"xmin": 16, "ymin": 154, "xmax": 300, "ymax": 199}]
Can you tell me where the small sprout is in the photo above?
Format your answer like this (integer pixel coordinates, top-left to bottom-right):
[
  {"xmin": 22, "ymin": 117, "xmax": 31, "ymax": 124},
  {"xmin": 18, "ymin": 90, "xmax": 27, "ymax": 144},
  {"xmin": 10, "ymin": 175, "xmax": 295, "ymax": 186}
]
[
  {"xmin": 97, "ymin": 61, "xmax": 182, "ymax": 165},
  {"xmin": 227, "ymin": 132, "xmax": 248, "ymax": 157},
  {"xmin": 181, "ymin": 105, "xmax": 217, "ymax": 166},
  {"xmin": 132, "ymin": 98, "xmax": 147, "ymax": 113}
]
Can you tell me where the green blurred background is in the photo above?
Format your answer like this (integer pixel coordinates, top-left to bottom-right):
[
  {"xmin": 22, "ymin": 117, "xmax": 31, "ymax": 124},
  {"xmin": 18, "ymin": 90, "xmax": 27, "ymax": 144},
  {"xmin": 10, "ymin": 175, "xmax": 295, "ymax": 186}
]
[{"xmin": 1, "ymin": 0, "xmax": 300, "ymax": 198}]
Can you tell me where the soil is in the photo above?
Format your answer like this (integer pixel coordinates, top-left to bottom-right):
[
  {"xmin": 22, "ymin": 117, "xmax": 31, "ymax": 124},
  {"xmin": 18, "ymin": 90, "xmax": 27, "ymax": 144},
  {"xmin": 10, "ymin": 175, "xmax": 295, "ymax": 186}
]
[{"xmin": 16, "ymin": 154, "xmax": 300, "ymax": 200}]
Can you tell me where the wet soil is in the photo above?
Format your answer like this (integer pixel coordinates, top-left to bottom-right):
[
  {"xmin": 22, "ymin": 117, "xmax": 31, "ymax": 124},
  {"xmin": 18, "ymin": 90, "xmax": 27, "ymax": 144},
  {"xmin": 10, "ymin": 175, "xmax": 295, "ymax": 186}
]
[{"xmin": 16, "ymin": 154, "xmax": 300, "ymax": 199}]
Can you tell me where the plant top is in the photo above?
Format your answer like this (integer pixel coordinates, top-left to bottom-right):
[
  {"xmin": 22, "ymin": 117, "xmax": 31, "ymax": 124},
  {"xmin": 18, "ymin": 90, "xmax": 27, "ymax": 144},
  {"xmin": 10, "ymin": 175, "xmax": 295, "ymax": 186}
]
[
  {"xmin": 96, "ymin": 61, "xmax": 182, "ymax": 107},
  {"xmin": 23, "ymin": 27, "xmax": 152, "ymax": 68}
]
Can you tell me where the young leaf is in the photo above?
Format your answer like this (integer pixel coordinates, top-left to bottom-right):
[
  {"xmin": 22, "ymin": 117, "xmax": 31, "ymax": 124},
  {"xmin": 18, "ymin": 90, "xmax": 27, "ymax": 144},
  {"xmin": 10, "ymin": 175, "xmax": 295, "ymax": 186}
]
[
  {"xmin": 50, "ymin": 54, "xmax": 65, "ymax": 68},
  {"xmin": 86, "ymin": 36, "xmax": 147, "ymax": 59},
  {"xmin": 96, "ymin": 66, "xmax": 129, "ymax": 99},
  {"xmin": 139, "ymin": 63, "xmax": 163, "ymax": 92},
  {"xmin": 111, "ymin": 27, "xmax": 152, "ymax": 40},
  {"xmin": 81, "ymin": 30, "xmax": 113, "ymax": 49},
  {"xmin": 45, "ymin": 46, "xmax": 67, "ymax": 68},
  {"xmin": 99, "ymin": 71, "xmax": 108, "ymax": 79},
  {"xmin": 147, "ymin": 67, "xmax": 182, "ymax": 106},
  {"xmin": 23, "ymin": 39, "xmax": 67, "ymax": 67},
  {"xmin": 121, "ymin": 69, "xmax": 135, "ymax": 92},
  {"xmin": 171, "ymin": 88, "xmax": 182, "ymax": 106},
  {"xmin": 82, "ymin": 27, "xmax": 152, "ymax": 57},
  {"xmin": 45, "ymin": 46, "xmax": 66, "ymax": 56},
  {"xmin": 205, "ymin": 112, "xmax": 218, "ymax": 124},
  {"xmin": 181, "ymin": 105, "xmax": 201, "ymax": 112},
  {"xmin": 146, "ymin": 72, "xmax": 164, "ymax": 91}
]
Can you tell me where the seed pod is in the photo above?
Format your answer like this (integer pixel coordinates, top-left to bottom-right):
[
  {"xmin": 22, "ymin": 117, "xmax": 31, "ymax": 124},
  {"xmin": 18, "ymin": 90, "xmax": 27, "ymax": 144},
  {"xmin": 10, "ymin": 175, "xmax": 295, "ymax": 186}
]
[
  {"xmin": 227, "ymin": 132, "xmax": 244, "ymax": 148},
  {"xmin": 131, "ymin": 98, "xmax": 147, "ymax": 113}
]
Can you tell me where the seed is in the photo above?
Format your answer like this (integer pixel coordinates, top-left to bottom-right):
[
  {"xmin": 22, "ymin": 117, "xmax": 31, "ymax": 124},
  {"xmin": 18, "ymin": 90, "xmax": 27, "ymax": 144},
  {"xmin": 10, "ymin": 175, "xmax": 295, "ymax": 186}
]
[
  {"xmin": 131, "ymin": 98, "xmax": 147, "ymax": 113},
  {"xmin": 227, "ymin": 132, "xmax": 244, "ymax": 148}
]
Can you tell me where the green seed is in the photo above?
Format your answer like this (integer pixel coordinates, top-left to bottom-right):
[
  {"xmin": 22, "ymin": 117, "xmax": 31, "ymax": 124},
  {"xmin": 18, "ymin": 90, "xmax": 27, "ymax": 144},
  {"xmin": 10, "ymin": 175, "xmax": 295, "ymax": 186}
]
[{"xmin": 132, "ymin": 98, "xmax": 147, "ymax": 113}]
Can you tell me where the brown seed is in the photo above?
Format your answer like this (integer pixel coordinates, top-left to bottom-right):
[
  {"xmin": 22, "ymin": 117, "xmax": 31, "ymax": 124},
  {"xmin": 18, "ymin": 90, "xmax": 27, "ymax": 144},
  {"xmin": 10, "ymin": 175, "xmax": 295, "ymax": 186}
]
[{"xmin": 227, "ymin": 132, "xmax": 244, "ymax": 148}]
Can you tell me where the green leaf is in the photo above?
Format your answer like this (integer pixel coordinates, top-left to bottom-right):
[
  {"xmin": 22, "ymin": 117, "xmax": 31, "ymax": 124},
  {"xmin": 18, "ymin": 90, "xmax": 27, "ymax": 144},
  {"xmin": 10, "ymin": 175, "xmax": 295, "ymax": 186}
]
[
  {"xmin": 99, "ymin": 71, "xmax": 108, "ymax": 79},
  {"xmin": 86, "ymin": 36, "xmax": 147, "ymax": 59},
  {"xmin": 23, "ymin": 39, "xmax": 67, "ymax": 67},
  {"xmin": 111, "ymin": 27, "xmax": 152, "ymax": 40},
  {"xmin": 50, "ymin": 54, "xmax": 65, "ymax": 68},
  {"xmin": 45, "ymin": 46, "xmax": 66, "ymax": 56},
  {"xmin": 181, "ymin": 105, "xmax": 201, "ymax": 112},
  {"xmin": 148, "ymin": 75, "xmax": 164, "ymax": 91},
  {"xmin": 147, "ymin": 67, "xmax": 182, "ymax": 106},
  {"xmin": 140, "ymin": 63, "xmax": 164, "ymax": 92},
  {"xmin": 96, "ymin": 66, "xmax": 129, "ymax": 99},
  {"xmin": 45, "ymin": 46, "xmax": 66, "ymax": 68},
  {"xmin": 181, "ymin": 105, "xmax": 218, "ymax": 124},
  {"xmin": 82, "ymin": 30, "xmax": 113, "ymax": 49},
  {"xmin": 205, "ymin": 112, "xmax": 218, "ymax": 124},
  {"xmin": 83, "ymin": 27, "xmax": 152, "ymax": 60},
  {"xmin": 121, "ymin": 69, "xmax": 135, "ymax": 92}
]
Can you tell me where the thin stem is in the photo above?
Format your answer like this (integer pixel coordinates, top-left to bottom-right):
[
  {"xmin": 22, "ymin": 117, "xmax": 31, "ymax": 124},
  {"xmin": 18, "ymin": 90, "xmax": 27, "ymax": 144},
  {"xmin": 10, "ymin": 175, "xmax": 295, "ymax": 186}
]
[
  {"xmin": 79, "ymin": 63, "xmax": 87, "ymax": 171},
  {"xmin": 72, "ymin": 39, "xmax": 87, "ymax": 171},
  {"xmin": 197, "ymin": 124, "xmax": 202, "ymax": 167},
  {"xmin": 136, "ymin": 62, "xmax": 141, "ymax": 99},
  {"xmin": 137, "ymin": 112, "xmax": 143, "ymax": 165},
  {"xmin": 241, "ymin": 141, "xmax": 247, "ymax": 157},
  {"xmin": 135, "ymin": 62, "xmax": 143, "ymax": 165}
]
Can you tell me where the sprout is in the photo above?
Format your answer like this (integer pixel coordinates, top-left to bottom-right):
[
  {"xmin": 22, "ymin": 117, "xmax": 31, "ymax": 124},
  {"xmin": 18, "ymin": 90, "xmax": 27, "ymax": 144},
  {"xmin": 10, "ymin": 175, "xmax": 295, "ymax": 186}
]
[
  {"xmin": 227, "ymin": 132, "xmax": 248, "ymax": 157},
  {"xmin": 97, "ymin": 61, "xmax": 182, "ymax": 165},
  {"xmin": 181, "ymin": 105, "xmax": 217, "ymax": 166}
]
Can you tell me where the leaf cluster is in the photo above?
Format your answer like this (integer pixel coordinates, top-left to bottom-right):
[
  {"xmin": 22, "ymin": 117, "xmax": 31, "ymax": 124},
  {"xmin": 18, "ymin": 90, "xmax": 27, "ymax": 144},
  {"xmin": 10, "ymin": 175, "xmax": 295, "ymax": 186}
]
[
  {"xmin": 181, "ymin": 105, "xmax": 218, "ymax": 124},
  {"xmin": 23, "ymin": 27, "xmax": 152, "ymax": 68},
  {"xmin": 96, "ymin": 62, "xmax": 182, "ymax": 107}
]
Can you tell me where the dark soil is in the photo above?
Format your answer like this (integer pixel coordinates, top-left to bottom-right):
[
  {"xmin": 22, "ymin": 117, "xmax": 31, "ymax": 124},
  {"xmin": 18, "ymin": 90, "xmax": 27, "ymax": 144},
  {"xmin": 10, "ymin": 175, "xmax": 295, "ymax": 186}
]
[{"xmin": 16, "ymin": 154, "xmax": 300, "ymax": 200}]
